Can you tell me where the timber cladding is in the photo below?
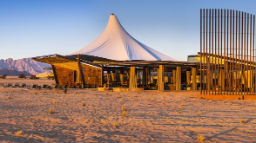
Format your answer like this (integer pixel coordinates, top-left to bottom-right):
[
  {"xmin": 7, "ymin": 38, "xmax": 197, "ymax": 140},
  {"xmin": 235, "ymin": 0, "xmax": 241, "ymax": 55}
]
[
  {"xmin": 55, "ymin": 66, "xmax": 74, "ymax": 86},
  {"xmin": 81, "ymin": 64, "xmax": 102, "ymax": 87}
]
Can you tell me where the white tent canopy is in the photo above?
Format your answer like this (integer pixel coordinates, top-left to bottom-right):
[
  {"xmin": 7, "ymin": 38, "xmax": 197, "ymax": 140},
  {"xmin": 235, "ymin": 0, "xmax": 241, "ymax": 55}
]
[{"xmin": 71, "ymin": 14, "xmax": 175, "ymax": 61}]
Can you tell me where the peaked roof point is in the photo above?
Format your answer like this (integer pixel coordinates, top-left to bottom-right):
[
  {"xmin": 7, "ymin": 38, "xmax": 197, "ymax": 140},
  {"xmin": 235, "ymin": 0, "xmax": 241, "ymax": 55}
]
[{"xmin": 71, "ymin": 14, "xmax": 175, "ymax": 61}]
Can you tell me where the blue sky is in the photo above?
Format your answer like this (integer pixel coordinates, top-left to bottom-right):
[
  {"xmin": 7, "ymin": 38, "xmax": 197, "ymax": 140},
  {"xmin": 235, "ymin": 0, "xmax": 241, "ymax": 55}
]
[{"xmin": 0, "ymin": 0, "xmax": 256, "ymax": 61}]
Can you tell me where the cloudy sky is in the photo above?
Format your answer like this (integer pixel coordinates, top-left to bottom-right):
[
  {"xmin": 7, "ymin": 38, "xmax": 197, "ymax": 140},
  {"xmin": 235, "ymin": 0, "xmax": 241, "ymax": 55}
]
[{"xmin": 0, "ymin": 0, "xmax": 256, "ymax": 60}]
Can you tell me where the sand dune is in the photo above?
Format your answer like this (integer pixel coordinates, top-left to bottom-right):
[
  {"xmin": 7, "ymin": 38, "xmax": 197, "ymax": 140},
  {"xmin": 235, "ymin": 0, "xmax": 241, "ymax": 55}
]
[{"xmin": 0, "ymin": 83, "xmax": 256, "ymax": 142}]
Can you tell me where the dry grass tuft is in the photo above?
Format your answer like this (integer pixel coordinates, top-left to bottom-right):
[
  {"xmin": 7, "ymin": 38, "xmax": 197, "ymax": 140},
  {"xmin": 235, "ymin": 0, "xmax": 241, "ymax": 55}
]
[
  {"xmin": 119, "ymin": 99, "xmax": 123, "ymax": 102},
  {"xmin": 63, "ymin": 88, "xmax": 67, "ymax": 94},
  {"xmin": 113, "ymin": 122, "xmax": 118, "ymax": 128},
  {"xmin": 240, "ymin": 119, "xmax": 247, "ymax": 124},
  {"xmin": 8, "ymin": 96, "xmax": 12, "ymax": 99},
  {"xmin": 122, "ymin": 112, "xmax": 127, "ymax": 118},
  {"xmin": 197, "ymin": 134, "xmax": 204, "ymax": 142},
  {"xmin": 52, "ymin": 100, "xmax": 56, "ymax": 104},
  {"xmin": 82, "ymin": 103, "xmax": 86, "ymax": 106},
  {"xmin": 198, "ymin": 112, "xmax": 202, "ymax": 116},
  {"xmin": 49, "ymin": 108, "xmax": 54, "ymax": 114},
  {"xmin": 121, "ymin": 107, "xmax": 127, "ymax": 111},
  {"xmin": 162, "ymin": 100, "xmax": 166, "ymax": 104},
  {"xmin": 14, "ymin": 130, "xmax": 23, "ymax": 136},
  {"xmin": 178, "ymin": 104, "xmax": 183, "ymax": 110}
]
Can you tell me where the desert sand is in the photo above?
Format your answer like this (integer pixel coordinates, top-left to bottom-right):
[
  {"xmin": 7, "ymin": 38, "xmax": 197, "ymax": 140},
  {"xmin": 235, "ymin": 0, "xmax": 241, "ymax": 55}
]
[{"xmin": 0, "ymin": 79, "xmax": 256, "ymax": 142}]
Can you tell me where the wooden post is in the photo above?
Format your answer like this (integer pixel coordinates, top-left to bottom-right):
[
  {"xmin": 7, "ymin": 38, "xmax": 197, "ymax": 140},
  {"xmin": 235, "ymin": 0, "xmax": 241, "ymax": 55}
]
[
  {"xmin": 107, "ymin": 70, "xmax": 110, "ymax": 86},
  {"xmin": 77, "ymin": 54, "xmax": 86, "ymax": 88},
  {"xmin": 221, "ymin": 69, "xmax": 225, "ymax": 91},
  {"xmin": 111, "ymin": 70, "xmax": 116, "ymax": 82},
  {"xmin": 120, "ymin": 69, "xmax": 124, "ymax": 85},
  {"xmin": 129, "ymin": 66, "xmax": 136, "ymax": 90},
  {"xmin": 158, "ymin": 65, "xmax": 165, "ymax": 91},
  {"xmin": 192, "ymin": 67, "xmax": 197, "ymax": 90},
  {"xmin": 176, "ymin": 66, "xmax": 181, "ymax": 90},
  {"xmin": 142, "ymin": 67, "xmax": 148, "ymax": 86},
  {"xmin": 51, "ymin": 65, "xmax": 59, "ymax": 84},
  {"xmin": 101, "ymin": 67, "xmax": 104, "ymax": 87},
  {"xmin": 173, "ymin": 70, "xmax": 176, "ymax": 84}
]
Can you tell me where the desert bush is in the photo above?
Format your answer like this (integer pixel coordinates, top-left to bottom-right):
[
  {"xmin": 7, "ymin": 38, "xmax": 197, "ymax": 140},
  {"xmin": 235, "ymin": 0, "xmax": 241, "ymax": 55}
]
[
  {"xmin": 0, "ymin": 74, "xmax": 7, "ymax": 79},
  {"xmin": 113, "ymin": 122, "xmax": 118, "ymax": 128},
  {"xmin": 30, "ymin": 75, "xmax": 39, "ymax": 79},
  {"xmin": 82, "ymin": 103, "xmax": 85, "ymax": 106},
  {"xmin": 52, "ymin": 100, "xmax": 56, "ymax": 104},
  {"xmin": 14, "ymin": 130, "xmax": 23, "ymax": 136},
  {"xmin": 63, "ymin": 88, "xmax": 67, "ymax": 94},
  {"xmin": 18, "ymin": 74, "xmax": 26, "ymax": 79},
  {"xmin": 240, "ymin": 119, "xmax": 247, "ymax": 123},
  {"xmin": 49, "ymin": 108, "xmax": 54, "ymax": 114},
  {"xmin": 197, "ymin": 134, "xmax": 204, "ymax": 142},
  {"xmin": 178, "ymin": 104, "xmax": 183, "ymax": 110},
  {"xmin": 121, "ymin": 107, "xmax": 127, "ymax": 111},
  {"xmin": 122, "ymin": 112, "xmax": 127, "ymax": 118}
]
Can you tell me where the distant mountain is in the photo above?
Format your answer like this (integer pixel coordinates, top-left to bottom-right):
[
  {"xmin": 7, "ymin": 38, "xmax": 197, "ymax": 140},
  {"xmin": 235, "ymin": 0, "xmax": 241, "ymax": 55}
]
[{"xmin": 0, "ymin": 58, "xmax": 51, "ymax": 75}]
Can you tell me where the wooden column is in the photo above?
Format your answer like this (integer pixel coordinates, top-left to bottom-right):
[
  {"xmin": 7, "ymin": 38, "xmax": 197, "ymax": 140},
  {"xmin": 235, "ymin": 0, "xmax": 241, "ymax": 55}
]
[
  {"xmin": 111, "ymin": 70, "xmax": 116, "ymax": 82},
  {"xmin": 142, "ymin": 67, "xmax": 148, "ymax": 86},
  {"xmin": 51, "ymin": 65, "xmax": 59, "ymax": 84},
  {"xmin": 158, "ymin": 65, "xmax": 165, "ymax": 91},
  {"xmin": 101, "ymin": 67, "xmax": 104, "ymax": 87},
  {"xmin": 129, "ymin": 66, "xmax": 137, "ymax": 90},
  {"xmin": 77, "ymin": 54, "xmax": 86, "ymax": 88},
  {"xmin": 120, "ymin": 69, "xmax": 124, "ymax": 85},
  {"xmin": 192, "ymin": 67, "xmax": 197, "ymax": 90},
  {"xmin": 172, "ymin": 70, "xmax": 176, "ymax": 84},
  {"xmin": 186, "ymin": 71, "xmax": 191, "ymax": 85},
  {"xmin": 107, "ymin": 70, "xmax": 110, "ymax": 86},
  {"xmin": 176, "ymin": 66, "xmax": 181, "ymax": 90}
]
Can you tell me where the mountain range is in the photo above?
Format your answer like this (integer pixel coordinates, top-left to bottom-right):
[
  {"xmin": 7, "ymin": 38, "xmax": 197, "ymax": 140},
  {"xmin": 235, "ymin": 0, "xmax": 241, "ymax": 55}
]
[{"xmin": 0, "ymin": 58, "xmax": 51, "ymax": 76}]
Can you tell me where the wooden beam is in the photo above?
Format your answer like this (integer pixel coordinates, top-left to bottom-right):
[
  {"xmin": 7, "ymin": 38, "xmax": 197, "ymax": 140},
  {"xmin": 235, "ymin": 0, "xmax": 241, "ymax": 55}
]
[{"xmin": 52, "ymin": 65, "xmax": 59, "ymax": 84}]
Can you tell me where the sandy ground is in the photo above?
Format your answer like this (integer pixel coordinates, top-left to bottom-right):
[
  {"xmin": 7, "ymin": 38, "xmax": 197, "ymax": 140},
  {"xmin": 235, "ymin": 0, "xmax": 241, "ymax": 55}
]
[{"xmin": 0, "ymin": 80, "xmax": 256, "ymax": 142}]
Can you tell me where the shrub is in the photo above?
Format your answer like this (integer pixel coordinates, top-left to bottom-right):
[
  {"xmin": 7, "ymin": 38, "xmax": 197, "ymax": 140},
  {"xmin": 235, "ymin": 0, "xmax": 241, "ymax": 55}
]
[
  {"xmin": 113, "ymin": 122, "xmax": 118, "ymax": 128},
  {"xmin": 121, "ymin": 107, "xmax": 127, "ymax": 111},
  {"xmin": 14, "ymin": 130, "xmax": 23, "ymax": 136},
  {"xmin": 0, "ymin": 74, "xmax": 7, "ymax": 79},
  {"xmin": 49, "ymin": 108, "xmax": 54, "ymax": 114},
  {"xmin": 122, "ymin": 112, "xmax": 127, "ymax": 118},
  {"xmin": 63, "ymin": 88, "xmax": 67, "ymax": 94},
  {"xmin": 30, "ymin": 75, "xmax": 39, "ymax": 79},
  {"xmin": 18, "ymin": 74, "xmax": 26, "ymax": 79},
  {"xmin": 240, "ymin": 119, "xmax": 247, "ymax": 123},
  {"xmin": 197, "ymin": 134, "xmax": 204, "ymax": 142}
]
